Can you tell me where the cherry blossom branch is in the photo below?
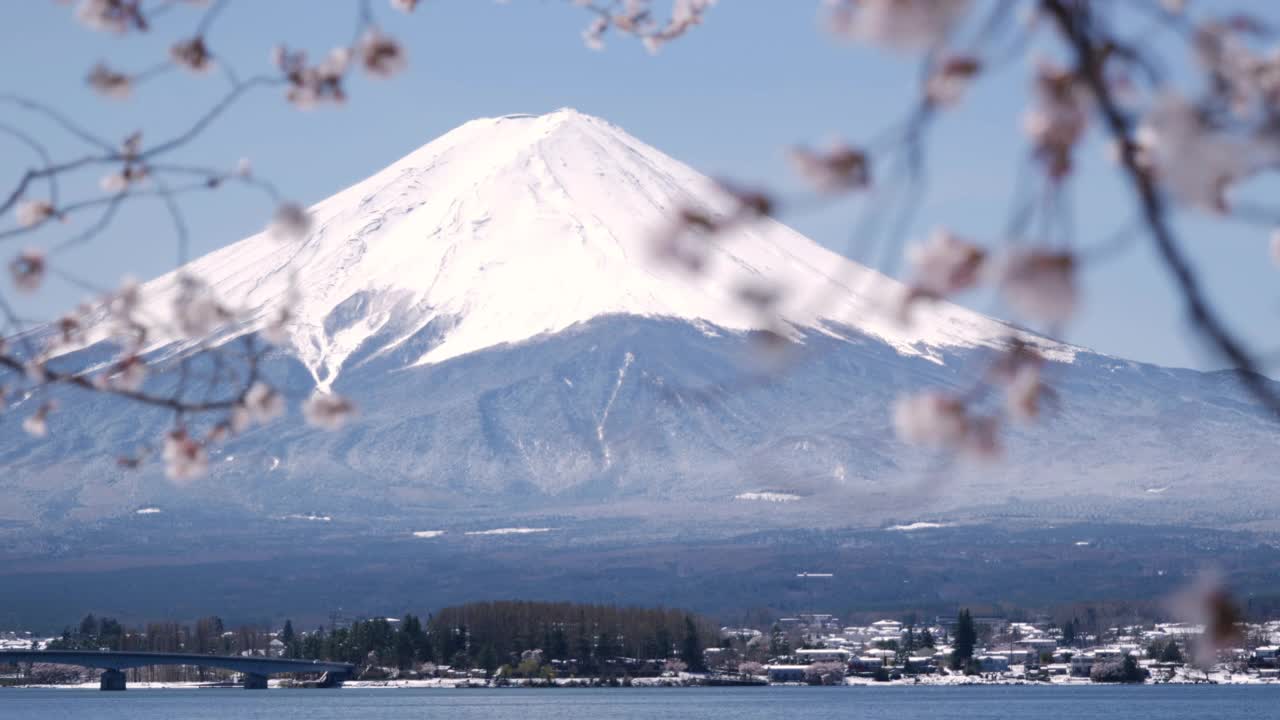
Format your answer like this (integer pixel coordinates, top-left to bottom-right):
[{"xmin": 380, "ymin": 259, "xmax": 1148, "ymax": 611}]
[
  {"xmin": 1042, "ymin": 0, "xmax": 1280, "ymax": 418},
  {"xmin": 577, "ymin": 0, "xmax": 714, "ymax": 52},
  {"xmin": 0, "ymin": 350, "xmax": 247, "ymax": 413},
  {"xmin": 0, "ymin": 0, "xmax": 406, "ymax": 477}
]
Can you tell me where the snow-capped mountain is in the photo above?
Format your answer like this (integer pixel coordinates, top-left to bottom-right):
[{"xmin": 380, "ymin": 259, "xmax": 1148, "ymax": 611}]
[
  {"xmin": 133, "ymin": 108, "xmax": 1070, "ymax": 390},
  {"xmin": 4, "ymin": 109, "xmax": 1279, "ymax": 548}
]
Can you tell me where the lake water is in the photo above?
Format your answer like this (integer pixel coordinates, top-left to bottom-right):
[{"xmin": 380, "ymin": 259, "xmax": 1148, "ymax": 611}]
[{"xmin": 1, "ymin": 685, "xmax": 1278, "ymax": 719}]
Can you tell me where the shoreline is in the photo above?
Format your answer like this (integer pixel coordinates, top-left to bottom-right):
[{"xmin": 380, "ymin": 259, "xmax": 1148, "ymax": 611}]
[{"xmin": 6, "ymin": 674, "xmax": 1279, "ymax": 690}]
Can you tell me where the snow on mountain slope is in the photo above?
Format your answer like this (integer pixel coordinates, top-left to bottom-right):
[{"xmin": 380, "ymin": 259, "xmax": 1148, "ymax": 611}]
[{"xmin": 133, "ymin": 108, "xmax": 1072, "ymax": 389}]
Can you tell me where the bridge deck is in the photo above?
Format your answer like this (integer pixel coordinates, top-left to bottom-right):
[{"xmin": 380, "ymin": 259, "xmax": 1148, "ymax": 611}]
[{"xmin": 0, "ymin": 649, "xmax": 352, "ymax": 676}]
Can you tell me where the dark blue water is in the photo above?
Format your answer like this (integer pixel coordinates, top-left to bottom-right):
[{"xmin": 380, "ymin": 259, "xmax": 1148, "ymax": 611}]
[{"xmin": 1, "ymin": 685, "xmax": 1278, "ymax": 719}]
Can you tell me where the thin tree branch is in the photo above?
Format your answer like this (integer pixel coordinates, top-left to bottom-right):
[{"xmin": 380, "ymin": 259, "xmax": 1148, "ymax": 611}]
[{"xmin": 1043, "ymin": 0, "xmax": 1280, "ymax": 417}]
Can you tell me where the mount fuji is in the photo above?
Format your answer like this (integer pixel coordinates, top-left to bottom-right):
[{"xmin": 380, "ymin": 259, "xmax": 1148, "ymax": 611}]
[
  {"xmin": 2, "ymin": 110, "xmax": 1279, "ymax": 624},
  {"xmin": 128, "ymin": 108, "xmax": 1070, "ymax": 383}
]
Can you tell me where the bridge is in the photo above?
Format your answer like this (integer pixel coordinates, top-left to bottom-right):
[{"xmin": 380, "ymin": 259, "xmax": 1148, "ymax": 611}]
[{"xmin": 0, "ymin": 650, "xmax": 354, "ymax": 690}]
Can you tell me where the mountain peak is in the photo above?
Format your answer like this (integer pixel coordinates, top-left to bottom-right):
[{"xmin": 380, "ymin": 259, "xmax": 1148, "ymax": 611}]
[
  {"xmin": 494, "ymin": 107, "xmax": 597, "ymax": 123},
  {"xmin": 127, "ymin": 112, "xmax": 1073, "ymax": 391}
]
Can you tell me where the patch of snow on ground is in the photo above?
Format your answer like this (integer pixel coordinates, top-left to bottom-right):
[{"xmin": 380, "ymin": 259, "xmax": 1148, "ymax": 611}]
[
  {"xmin": 734, "ymin": 492, "xmax": 802, "ymax": 502},
  {"xmin": 886, "ymin": 521, "xmax": 952, "ymax": 531}
]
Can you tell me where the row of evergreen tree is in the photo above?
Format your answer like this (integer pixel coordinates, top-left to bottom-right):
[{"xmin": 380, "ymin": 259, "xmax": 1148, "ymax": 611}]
[
  {"xmin": 286, "ymin": 601, "xmax": 716, "ymax": 673},
  {"xmin": 46, "ymin": 614, "xmax": 275, "ymax": 682},
  {"xmin": 48, "ymin": 614, "xmax": 271, "ymax": 657}
]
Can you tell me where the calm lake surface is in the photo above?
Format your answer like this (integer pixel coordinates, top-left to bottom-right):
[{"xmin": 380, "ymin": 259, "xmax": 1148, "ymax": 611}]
[{"xmin": 2, "ymin": 685, "xmax": 1278, "ymax": 719}]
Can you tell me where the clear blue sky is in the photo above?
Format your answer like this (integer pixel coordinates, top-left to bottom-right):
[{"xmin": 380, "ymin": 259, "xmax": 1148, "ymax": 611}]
[{"xmin": 2, "ymin": 1, "xmax": 1277, "ymax": 372}]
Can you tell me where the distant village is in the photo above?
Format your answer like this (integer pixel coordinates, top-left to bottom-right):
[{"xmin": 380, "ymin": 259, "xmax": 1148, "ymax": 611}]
[
  {"xmin": 4, "ymin": 604, "xmax": 1280, "ymax": 688},
  {"xmin": 734, "ymin": 612, "xmax": 1280, "ymax": 685}
]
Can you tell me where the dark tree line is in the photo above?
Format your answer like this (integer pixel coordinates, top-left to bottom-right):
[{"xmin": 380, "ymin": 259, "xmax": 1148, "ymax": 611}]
[
  {"xmin": 46, "ymin": 613, "xmax": 274, "ymax": 682},
  {"xmin": 44, "ymin": 602, "xmax": 716, "ymax": 676},
  {"xmin": 285, "ymin": 602, "xmax": 714, "ymax": 673},
  {"xmin": 345, "ymin": 597, "xmax": 721, "ymax": 671},
  {"xmin": 48, "ymin": 613, "xmax": 269, "ymax": 657},
  {"xmin": 290, "ymin": 615, "xmax": 431, "ymax": 669},
  {"xmin": 950, "ymin": 609, "xmax": 977, "ymax": 671}
]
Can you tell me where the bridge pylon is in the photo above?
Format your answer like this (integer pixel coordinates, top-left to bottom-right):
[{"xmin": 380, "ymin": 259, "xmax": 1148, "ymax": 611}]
[{"xmin": 100, "ymin": 669, "xmax": 126, "ymax": 691}]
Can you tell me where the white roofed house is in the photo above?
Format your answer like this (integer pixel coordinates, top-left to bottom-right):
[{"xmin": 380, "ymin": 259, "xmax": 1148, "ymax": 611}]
[
  {"xmin": 1005, "ymin": 649, "xmax": 1034, "ymax": 667},
  {"xmin": 1070, "ymin": 652, "xmax": 1096, "ymax": 677},
  {"xmin": 795, "ymin": 648, "xmax": 852, "ymax": 665},
  {"xmin": 976, "ymin": 655, "xmax": 1010, "ymax": 673},
  {"xmin": 852, "ymin": 655, "xmax": 887, "ymax": 673},
  {"xmin": 703, "ymin": 647, "xmax": 731, "ymax": 670},
  {"xmin": 904, "ymin": 656, "xmax": 936, "ymax": 674},
  {"xmin": 1015, "ymin": 638, "xmax": 1058, "ymax": 654},
  {"xmin": 842, "ymin": 626, "xmax": 876, "ymax": 643},
  {"xmin": 870, "ymin": 619, "xmax": 903, "ymax": 635},
  {"xmin": 1254, "ymin": 646, "xmax": 1279, "ymax": 667}
]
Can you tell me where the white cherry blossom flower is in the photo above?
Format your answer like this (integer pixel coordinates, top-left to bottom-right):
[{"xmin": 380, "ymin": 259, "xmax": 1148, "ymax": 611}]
[
  {"xmin": 359, "ymin": 29, "xmax": 407, "ymax": 78},
  {"xmin": 1136, "ymin": 92, "xmax": 1266, "ymax": 213},
  {"xmin": 244, "ymin": 382, "xmax": 285, "ymax": 424},
  {"xmin": 645, "ymin": 0, "xmax": 715, "ymax": 52},
  {"xmin": 926, "ymin": 55, "xmax": 982, "ymax": 106},
  {"xmin": 100, "ymin": 172, "xmax": 128, "ymax": 193},
  {"xmin": 9, "ymin": 249, "xmax": 46, "ymax": 293},
  {"xmin": 22, "ymin": 403, "xmax": 54, "ymax": 438},
  {"xmin": 303, "ymin": 391, "xmax": 356, "ymax": 430},
  {"xmin": 171, "ymin": 36, "xmax": 213, "ymax": 73},
  {"xmin": 106, "ymin": 277, "xmax": 146, "ymax": 351},
  {"xmin": 86, "ymin": 63, "xmax": 132, "ymax": 99},
  {"xmin": 998, "ymin": 249, "xmax": 1076, "ymax": 324},
  {"xmin": 787, "ymin": 143, "xmax": 870, "ymax": 192},
  {"xmin": 162, "ymin": 429, "xmax": 209, "ymax": 482},
  {"xmin": 276, "ymin": 46, "xmax": 349, "ymax": 109},
  {"xmin": 959, "ymin": 415, "xmax": 1000, "ymax": 460},
  {"xmin": 24, "ymin": 361, "xmax": 48, "ymax": 384},
  {"xmin": 894, "ymin": 390, "xmax": 1001, "ymax": 460},
  {"xmin": 1169, "ymin": 570, "xmax": 1243, "ymax": 668},
  {"xmin": 827, "ymin": 0, "xmax": 972, "ymax": 51},
  {"xmin": 892, "ymin": 391, "xmax": 968, "ymax": 448},
  {"xmin": 1023, "ymin": 62, "xmax": 1089, "ymax": 180},
  {"xmin": 172, "ymin": 275, "xmax": 229, "ymax": 337},
  {"xmin": 1004, "ymin": 361, "xmax": 1042, "ymax": 423},
  {"xmin": 15, "ymin": 200, "xmax": 54, "ymax": 228},
  {"xmin": 229, "ymin": 403, "xmax": 252, "ymax": 434},
  {"xmin": 105, "ymin": 355, "xmax": 147, "ymax": 392},
  {"xmin": 905, "ymin": 229, "xmax": 985, "ymax": 297},
  {"xmin": 583, "ymin": 16, "xmax": 609, "ymax": 50},
  {"xmin": 55, "ymin": 312, "xmax": 86, "ymax": 347},
  {"xmin": 267, "ymin": 203, "xmax": 313, "ymax": 242},
  {"xmin": 75, "ymin": 0, "xmax": 142, "ymax": 34}
]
